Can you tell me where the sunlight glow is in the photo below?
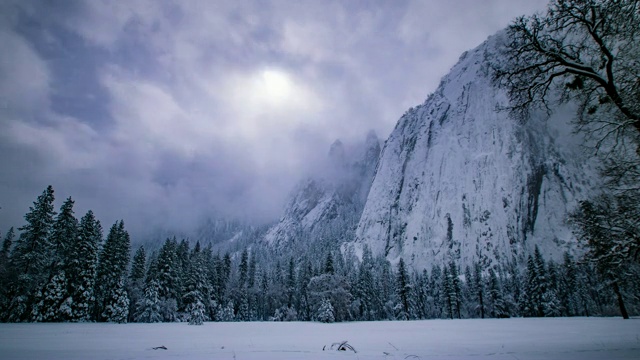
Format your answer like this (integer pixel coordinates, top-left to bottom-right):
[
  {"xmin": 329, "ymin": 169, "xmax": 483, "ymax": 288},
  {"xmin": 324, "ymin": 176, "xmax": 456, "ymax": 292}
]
[
  {"xmin": 259, "ymin": 69, "xmax": 292, "ymax": 105},
  {"xmin": 213, "ymin": 67, "xmax": 323, "ymax": 142}
]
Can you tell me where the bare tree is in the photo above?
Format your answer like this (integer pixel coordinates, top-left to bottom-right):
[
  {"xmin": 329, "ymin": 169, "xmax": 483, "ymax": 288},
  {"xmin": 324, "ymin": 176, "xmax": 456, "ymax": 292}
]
[
  {"xmin": 493, "ymin": 0, "xmax": 640, "ymax": 147},
  {"xmin": 496, "ymin": 0, "xmax": 640, "ymax": 318}
]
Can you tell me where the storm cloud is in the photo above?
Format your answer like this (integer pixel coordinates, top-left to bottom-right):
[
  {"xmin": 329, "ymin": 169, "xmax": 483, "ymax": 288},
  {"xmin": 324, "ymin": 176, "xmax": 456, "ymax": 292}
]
[{"xmin": 0, "ymin": 0, "xmax": 548, "ymax": 238}]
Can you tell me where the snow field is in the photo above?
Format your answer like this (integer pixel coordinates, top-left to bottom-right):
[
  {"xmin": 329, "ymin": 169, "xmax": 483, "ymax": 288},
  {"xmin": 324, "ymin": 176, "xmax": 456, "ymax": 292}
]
[{"xmin": 0, "ymin": 317, "xmax": 639, "ymax": 359}]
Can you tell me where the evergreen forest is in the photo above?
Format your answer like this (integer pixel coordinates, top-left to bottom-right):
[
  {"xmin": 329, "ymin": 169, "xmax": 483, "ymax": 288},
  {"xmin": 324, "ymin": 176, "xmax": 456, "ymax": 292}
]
[{"xmin": 0, "ymin": 185, "xmax": 637, "ymax": 325}]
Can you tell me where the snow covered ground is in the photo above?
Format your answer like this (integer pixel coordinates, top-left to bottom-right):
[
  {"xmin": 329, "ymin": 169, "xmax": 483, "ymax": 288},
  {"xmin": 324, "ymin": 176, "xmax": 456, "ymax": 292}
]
[{"xmin": 0, "ymin": 317, "xmax": 638, "ymax": 359}]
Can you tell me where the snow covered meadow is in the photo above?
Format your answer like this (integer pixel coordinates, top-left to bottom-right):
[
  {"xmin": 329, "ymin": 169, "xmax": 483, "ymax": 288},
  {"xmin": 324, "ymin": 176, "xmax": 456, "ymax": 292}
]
[{"xmin": 1, "ymin": 317, "xmax": 638, "ymax": 359}]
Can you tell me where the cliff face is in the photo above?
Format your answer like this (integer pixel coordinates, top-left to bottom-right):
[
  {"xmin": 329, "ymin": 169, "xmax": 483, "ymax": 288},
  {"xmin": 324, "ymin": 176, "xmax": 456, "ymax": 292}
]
[{"xmin": 350, "ymin": 34, "xmax": 600, "ymax": 269}]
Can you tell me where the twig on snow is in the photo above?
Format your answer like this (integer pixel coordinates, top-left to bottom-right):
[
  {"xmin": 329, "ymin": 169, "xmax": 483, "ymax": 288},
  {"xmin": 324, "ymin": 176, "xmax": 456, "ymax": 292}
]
[{"xmin": 330, "ymin": 340, "xmax": 357, "ymax": 353}]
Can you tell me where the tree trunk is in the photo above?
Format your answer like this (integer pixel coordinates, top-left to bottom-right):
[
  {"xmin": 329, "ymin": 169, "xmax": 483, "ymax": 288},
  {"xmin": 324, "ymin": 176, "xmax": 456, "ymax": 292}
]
[
  {"xmin": 612, "ymin": 281, "xmax": 629, "ymax": 319},
  {"xmin": 582, "ymin": 299, "xmax": 590, "ymax": 317}
]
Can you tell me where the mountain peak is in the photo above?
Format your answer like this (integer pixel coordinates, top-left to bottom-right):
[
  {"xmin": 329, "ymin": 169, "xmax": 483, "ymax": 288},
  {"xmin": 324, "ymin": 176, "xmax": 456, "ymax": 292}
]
[{"xmin": 328, "ymin": 139, "xmax": 346, "ymax": 165}]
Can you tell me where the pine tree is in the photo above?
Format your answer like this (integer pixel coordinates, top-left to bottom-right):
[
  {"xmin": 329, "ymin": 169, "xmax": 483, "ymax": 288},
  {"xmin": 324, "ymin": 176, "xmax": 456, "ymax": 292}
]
[
  {"xmin": 503, "ymin": 259, "xmax": 523, "ymax": 317},
  {"xmin": 209, "ymin": 253, "xmax": 221, "ymax": 306},
  {"xmin": 395, "ymin": 258, "xmax": 412, "ymax": 320},
  {"xmin": 213, "ymin": 253, "xmax": 231, "ymax": 307},
  {"xmin": 49, "ymin": 197, "xmax": 78, "ymax": 271},
  {"xmin": 145, "ymin": 252, "xmax": 159, "ymax": 285},
  {"xmin": 183, "ymin": 242, "xmax": 210, "ymax": 325},
  {"xmin": 206, "ymin": 252, "xmax": 219, "ymax": 318},
  {"xmin": 95, "ymin": 220, "xmax": 130, "ymax": 321},
  {"xmin": 559, "ymin": 252, "xmax": 578, "ymax": 316},
  {"xmin": 307, "ymin": 271, "xmax": 353, "ymax": 322},
  {"xmin": 574, "ymin": 262, "xmax": 597, "ymax": 316},
  {"xmin": 543, "ymin": 260, "xmax": 562, "ymax": 317},
  {"xmin": 441, "ymin": 265, "xmax": 451, "ymax": 319},
  {"xmin": 0, "ymin": 227, "xmax": 15, "ymax": 320},
  {"xmin": 31, "ymin": 197, "xmax": 80, "ymax": 322},
  {"xmin": 246, "ymin": 253, "xmax": 258, "ymax": 321},
  {"xmin": 175, "ymin": 239, "xmax": 190, "ymax": 310},
  {"xmin": 157, "ymin": 238, "xmax": 179, "ymax": 302},
  {"xmin": 135, "ymin": 279, "xmax": 162, "ymax": 323},
  {"xmin": 130, "ymin": 246, "xmax": 146, "ymax": 284},
  {"xmin": 534, "ymin": 246, "xmax": 548, "ymax": 297},
  {"xmin": 247, "ymin": 253, "xmax": 256, "ymax": 289},
  {"xmin": 415, "ymin": 269, "xmax": 430, "ymax": 319},
  {"xmin": 286, "ymin": 257, "xmax": 296, "ymax": 308},
  {"xmin": 200, "ymin": 244, "xmax": 215, "ymax": 318},
  {"xmin": 0, "ymin": 227, "xmax": 14, "ymax": 275},
  {"xmin": 524, "ymin": 246, "xmax": 549, "ymax": 317},
  {"xmin": 68, "ymin": 211, "xmax": 102, "ymax": 322},
  {"xmin": 215, "ymin": 301, "xmax": 235, "ymax": 322},
  {"xmin": 31, "ymin": 271, "xmax": 67, "ymax": 322},
  {"xmin": 102, "ymin": 277, "xmax": 129, "ymax": 323},
  {"xmin": 461, "ymin": 265, "xmax": 473, "ymax": 318},
  {"xmin": 429, "ymin": 264, "xmax": 443, "ymax": 318},
  {"xmin": 378, "ymin": 259, "xmax": 396, "ymax": 320},
  {"xmin": 354, "ymin": 247, "xmax": 376, "ymax": 320},
  {"xmin": 154, "ymin": 238, "xmax": 181, "ymax": 322},
  {"xmin": 472, "ymin": 261, "xmax": 486, "ymax": 318},
  {"xmin": 445, "ymin": 260, "xmax": 462, "ymax": 319},
  {"xmin": 265, "ymin": 260, "xmax": 287, "ymax": 319},
  {"xmin": 523, "ymin": 256, "xmax": 536, "ymax": 316},
  {"xmin": 128, "ymin": 246, "xmax": 146, "ymax": 322},
  {"xmin": 237, "ymin": 288, "xmax": 250, "ymax": 321},
  {"xmin": 316, "ymin": 298, "xmax": 335, "ymax": 323},
  {"xmin": 441, "ymin": 264, "xmax": 459, "ymax": 319},
  {"xmin": 324, "ymin": 253, "xmax": 334, "ymax": 275},
  {"xmin": 238, "ymin": 249, "xmax": 249, "ymax": 288},
  {"xmin": 487, "ymin": 268, "xmax": 509, "ymax": 318},
  {"xmin": 297, "ymin": 260, "xmax": 313, "ymax": 321},
  {"xmin": 525, "ymin": 252, "xmax": 547, "ymax": 317},
  {"xmin": 187, "ymin": 298, "xmax": 206, "ymax": 325},
  {"xmin": 9, "ymin": 185, "xmax": 56, "ymax": 321}
]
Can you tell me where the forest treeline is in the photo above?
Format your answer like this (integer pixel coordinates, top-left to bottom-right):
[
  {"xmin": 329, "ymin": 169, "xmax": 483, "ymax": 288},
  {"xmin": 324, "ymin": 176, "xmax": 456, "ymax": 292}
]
[{"xmin": 0, "ymin": 185, "xmax": 637, "ymax": 325}]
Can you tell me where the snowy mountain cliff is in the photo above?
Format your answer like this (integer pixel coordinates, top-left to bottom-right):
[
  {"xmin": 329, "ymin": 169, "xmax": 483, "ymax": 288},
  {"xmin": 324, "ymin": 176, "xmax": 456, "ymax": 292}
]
[{"xmin": 345, "ymin": 33, "xmax": 601, "ymax": 269}]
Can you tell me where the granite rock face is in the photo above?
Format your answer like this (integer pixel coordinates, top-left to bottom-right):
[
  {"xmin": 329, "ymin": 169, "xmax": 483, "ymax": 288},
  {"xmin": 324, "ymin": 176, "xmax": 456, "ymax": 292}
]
[{"xmin": 350, "ymin": 33, "xmax": 600, "ymax": 269}]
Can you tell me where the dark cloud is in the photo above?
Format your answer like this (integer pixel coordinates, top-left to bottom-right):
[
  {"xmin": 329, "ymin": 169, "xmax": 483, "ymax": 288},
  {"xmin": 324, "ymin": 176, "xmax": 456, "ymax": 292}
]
[{"xmin": 0, "ymin": 0, "xmax": 548, "ymax": 239}]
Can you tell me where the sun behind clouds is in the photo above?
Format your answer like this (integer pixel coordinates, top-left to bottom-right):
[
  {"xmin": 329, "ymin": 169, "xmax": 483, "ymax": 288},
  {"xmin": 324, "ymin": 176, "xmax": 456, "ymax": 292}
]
[
  {"xmin": 212, "ymin": 66, "xmax": 323, "ymax": 141},
  {"xmin": 259, "ymin": 69, "xmax": 292, "ymax": 106}
]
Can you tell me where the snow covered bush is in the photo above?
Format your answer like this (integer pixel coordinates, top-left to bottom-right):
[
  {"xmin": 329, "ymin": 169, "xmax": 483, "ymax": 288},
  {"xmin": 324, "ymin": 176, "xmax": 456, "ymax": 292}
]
[{"xmin": 187, "ymin": 299, "xmax": 207, "ymax": 325}]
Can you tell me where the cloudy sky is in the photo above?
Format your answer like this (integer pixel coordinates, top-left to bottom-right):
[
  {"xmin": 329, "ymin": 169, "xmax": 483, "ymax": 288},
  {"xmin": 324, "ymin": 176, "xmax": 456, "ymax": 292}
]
[{"xmin": 0, "ymin": 0, "xmax": 548, "ymax": 239}]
